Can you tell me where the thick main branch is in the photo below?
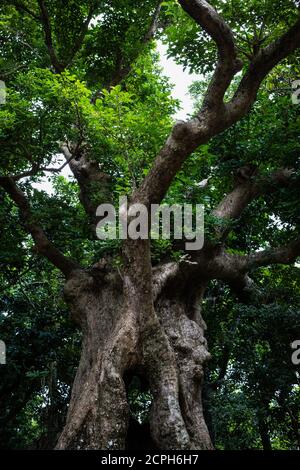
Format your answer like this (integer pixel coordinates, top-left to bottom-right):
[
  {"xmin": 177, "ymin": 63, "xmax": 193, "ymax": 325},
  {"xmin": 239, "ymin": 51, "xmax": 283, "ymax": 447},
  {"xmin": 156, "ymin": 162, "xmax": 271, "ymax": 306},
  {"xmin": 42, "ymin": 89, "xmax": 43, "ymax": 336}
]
[
  {"xmin": 179, "ymin": 0, "xmax": 242, "ymax": 108},
  {"xmin": 134, "ymin": 8, "xmax": 300, "ymax": 208}
]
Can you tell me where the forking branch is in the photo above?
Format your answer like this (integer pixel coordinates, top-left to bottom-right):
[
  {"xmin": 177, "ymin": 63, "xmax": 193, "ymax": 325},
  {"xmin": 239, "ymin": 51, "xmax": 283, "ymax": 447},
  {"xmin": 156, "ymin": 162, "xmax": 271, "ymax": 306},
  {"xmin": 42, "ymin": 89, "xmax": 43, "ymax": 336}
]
[
  {"xmin": 0, "ymin": 176, "xmax": 80, "ymax": 276},
  {"xmin": 133, "ymin": 1, "xmax": 300, "ymax": 208}
]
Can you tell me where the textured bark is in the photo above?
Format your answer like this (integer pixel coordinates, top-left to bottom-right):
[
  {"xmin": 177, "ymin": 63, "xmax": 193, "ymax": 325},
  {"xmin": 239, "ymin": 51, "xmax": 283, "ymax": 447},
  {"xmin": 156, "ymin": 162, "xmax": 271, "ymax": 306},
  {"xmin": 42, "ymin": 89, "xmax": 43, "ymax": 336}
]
[{"xmin": 56, "ymin": 251, "xmax": 213, "ymax": 450}]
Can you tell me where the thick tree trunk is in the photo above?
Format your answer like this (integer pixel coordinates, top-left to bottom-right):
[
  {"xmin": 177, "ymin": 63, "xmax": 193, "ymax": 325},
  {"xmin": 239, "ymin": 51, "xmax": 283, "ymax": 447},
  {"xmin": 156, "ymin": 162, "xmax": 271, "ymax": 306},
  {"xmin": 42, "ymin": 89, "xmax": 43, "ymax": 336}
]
[{"xmin": 56, "ymin": 247, "xmax": 213, "ymax": 450}]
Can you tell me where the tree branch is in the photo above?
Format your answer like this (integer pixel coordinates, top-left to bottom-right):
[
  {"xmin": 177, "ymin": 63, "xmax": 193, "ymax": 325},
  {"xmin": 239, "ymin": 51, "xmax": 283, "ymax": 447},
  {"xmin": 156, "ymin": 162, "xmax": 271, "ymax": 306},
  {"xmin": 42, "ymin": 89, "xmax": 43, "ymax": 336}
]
[
  {"xmin": 65, "ymin": 1, "xmax": 97, "ymax": 68},
  {"xmin": 91, "ymin": 1, "xmax": 163, "ymax": 103},
  {"xmin": 144, "ymin": 0, "xmax": 164, "ymax": 42},
  {"xmin": 37, "ymin": 0, "xmax": 96, "ymax": 72},
  {"xmin": 2, "ymin": 154, "xmax": 75, "ymax": 181},
  {"xmin": 7, "ymin": 0, "xmax": 40, "ymax": 21},
  {"xmin": 0, "ymin": 176, "xmax": 80, "ymax": 277},
  {"xmin": 207, "ymin": 237, "xmax": 300, "ymax": 302},
  {"xmin": 60, "ymin": 143, "xmax": 111, "ymax": 231}
]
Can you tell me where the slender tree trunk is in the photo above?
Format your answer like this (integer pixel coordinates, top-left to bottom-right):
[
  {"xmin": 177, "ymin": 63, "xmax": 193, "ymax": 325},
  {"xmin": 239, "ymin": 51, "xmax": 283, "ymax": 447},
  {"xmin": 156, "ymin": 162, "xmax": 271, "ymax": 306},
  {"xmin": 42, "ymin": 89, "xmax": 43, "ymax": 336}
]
[{"xmin": 56, "ymin": 243, "xmax": 213, "ymax": 450}]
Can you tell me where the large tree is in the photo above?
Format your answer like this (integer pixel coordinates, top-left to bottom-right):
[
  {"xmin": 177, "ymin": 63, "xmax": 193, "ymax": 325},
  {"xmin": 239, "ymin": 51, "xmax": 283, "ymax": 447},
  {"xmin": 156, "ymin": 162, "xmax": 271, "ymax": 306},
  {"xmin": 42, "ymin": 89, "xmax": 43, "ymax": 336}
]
[{"xmin": 0, "ymin": 0, "xmax": 300, "ymax": 450}]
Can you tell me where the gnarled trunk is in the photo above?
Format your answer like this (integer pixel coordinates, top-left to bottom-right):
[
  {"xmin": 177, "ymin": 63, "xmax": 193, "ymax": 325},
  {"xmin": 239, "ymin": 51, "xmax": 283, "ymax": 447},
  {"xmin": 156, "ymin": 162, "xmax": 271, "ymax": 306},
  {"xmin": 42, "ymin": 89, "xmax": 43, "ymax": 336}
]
[{"xmin": 56, "ymin": 245, "xmax": 213, "ymax": 450}]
